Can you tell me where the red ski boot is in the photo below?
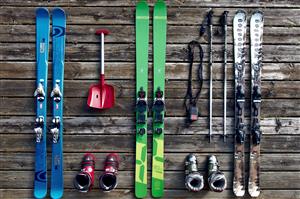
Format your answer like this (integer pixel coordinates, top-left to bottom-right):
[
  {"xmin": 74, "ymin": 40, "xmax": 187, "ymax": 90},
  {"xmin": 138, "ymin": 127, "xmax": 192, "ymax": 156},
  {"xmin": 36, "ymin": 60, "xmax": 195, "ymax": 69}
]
[
  {"xmin": 99, "ymin": 153, "xmax": 120, "ymax": 192},
  {"xmin": 74, "ymin": 153, "xmax": 95, "ymax": 192}
]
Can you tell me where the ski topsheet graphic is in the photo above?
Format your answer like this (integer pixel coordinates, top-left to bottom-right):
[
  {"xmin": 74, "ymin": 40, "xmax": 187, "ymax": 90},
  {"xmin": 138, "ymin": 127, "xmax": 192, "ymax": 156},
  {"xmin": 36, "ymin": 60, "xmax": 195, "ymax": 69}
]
[
  {"xmin": 232, "ymin": 10, "xmax": 247, "ymax": 197},
  {"xmin": 249, "ymin": 10, "xmax": 264, "ymax": 198},
  {"xmin": 50, "ymin": 7, "xmax": 66, "ymax": 199},
  {"xmin": 135, "ymin": 1, "xmax": 149, "ymax": 198},
  {"xmin": 152, "ymin": 0, "xmax": 167, "ymax": 198},
  {"xmin": 34, "ymin": 7, "xmax": 50, "ymax": 199}
]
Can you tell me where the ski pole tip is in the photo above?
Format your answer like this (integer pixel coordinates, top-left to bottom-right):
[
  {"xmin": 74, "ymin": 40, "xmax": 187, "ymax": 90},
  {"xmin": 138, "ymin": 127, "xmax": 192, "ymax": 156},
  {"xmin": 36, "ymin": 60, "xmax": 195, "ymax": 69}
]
[{"xmin": 95, "ymin": 29, "xmax": 110, "ymax": 36}]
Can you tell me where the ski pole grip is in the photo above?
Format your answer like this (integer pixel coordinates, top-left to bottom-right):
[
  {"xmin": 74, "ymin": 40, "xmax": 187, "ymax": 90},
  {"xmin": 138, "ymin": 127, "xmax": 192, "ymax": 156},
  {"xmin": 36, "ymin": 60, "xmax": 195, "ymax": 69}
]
[
  {"xmin": 95, "ymin": 29, "xmax": 110, "ymax": 35},
  {"xmin": 222, "ymin": 11, "xmax": 229, "ymax": 25}
]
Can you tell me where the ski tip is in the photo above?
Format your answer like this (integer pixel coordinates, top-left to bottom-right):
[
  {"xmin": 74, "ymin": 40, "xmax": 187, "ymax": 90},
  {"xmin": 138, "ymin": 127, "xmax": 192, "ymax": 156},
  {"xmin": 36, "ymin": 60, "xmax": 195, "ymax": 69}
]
[
  {"xmin": 251, "ymin": 10, "xmax": 264, "ymax": 21},
  {"xmin": 36, "ymin": 7, "xmax": 49, "ymax": 17},
  {"xmin": 154, "ymin": 0, "xmax": 166, "ymax": 7},
  {"xmin": 236, "ymin": 9, "xmax": 246, "ymax": 15},
  {"xmin": 136, "ymin": 0, "xmax": 149, "ymax": 9},
  {"xmin": 52, "ymin": 7, "xmax": 66, "ymax": 18},
  {"xmin": 252, "ymin": 10, "xmax": 264, "ymax": 16}
]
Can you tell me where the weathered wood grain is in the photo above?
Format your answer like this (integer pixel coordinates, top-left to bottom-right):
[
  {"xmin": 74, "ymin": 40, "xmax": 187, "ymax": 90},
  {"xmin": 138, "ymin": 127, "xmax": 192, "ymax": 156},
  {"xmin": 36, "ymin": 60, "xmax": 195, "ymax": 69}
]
[
  {"xmin": 1, "ymin": 62, "xmax": 299, "ymax": 81},
  {"xmin": 1, "ymin": 0, "xmax": 300, "ymax": 8},
  {"xmin": 1, "ymin": 170, "xmax": 300, "ymax": 189},
  {"xmin": 1, "ymin": 1, "xmax": 300, "ymax": 198},
  {"xmin": 1, "ymin": 43, "xmax": 300, "ymax": 62},
  {"xmin": 1, "ymin": 25, "xmax": 299, "ymax": 44},
  {"xmin": 1, "ymin": 152, "xmax": 299, "ymax": 171},
  {"xmin": 1, "ymin": 117, "xmax": 298, "ymax": 135},
  {"xmin": 1, "ymin": 189, "xmax": 299, "ymax": 199},
  {"xmin": 1, "ymin": 7, "xmax": 300, "ymax": 26},
  {"xmin": 1, "ymin": 98, "xmax": 299, "ymax": 117},
  {"xmin": 1, "ymin": 134, "xmax": 299, "ymax": 153},
  {"xmin": 1, "ymin": 80, "xmax": 299, "ymax": 99}
]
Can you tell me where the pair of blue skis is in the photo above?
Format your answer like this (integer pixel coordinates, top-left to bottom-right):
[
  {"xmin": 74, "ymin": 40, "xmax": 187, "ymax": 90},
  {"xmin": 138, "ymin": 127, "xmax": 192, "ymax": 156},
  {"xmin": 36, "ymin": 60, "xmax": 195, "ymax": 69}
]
[{"xmin": 34, "ymin": 7, "xmax": 66, "ymax": 199}]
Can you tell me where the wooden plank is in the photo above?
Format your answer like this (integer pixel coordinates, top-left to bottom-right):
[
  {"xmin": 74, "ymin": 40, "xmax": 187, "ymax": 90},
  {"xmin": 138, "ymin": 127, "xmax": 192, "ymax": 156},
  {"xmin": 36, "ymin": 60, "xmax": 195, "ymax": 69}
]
[
  {"xmin": 1, "ymin": 43, "xmax": 300, "ymax": 62},
  {"xmin": 0, "ymin": 98, "xmax": 299, "ymax": 117},
  {"xmin": 1, "ymin": 189, "xmax": 299, "ymax": 199},
  {"xmin": 1, "ymin": 117, "xmax": 298, "ymax": 135},
  {"xmin": 1, "ymin": 152, "xmax": 299, "ymax": 171},
  {"xmin": 0, "ymin": 117, "xmax": 298, "ymax": 135},
  {"xmin": 1, "ymin": 62, "xmax": 299, "ymax": 81},
  {"xmin": 1, "ymin": 0, "xmax": 300, "ymax": 8},
  {"xmin": 0, "ymin": 134, "xmax": 299, "ymax": 153},
  {"xmin": 1, "ymin": 25, "xmax": 299, "ymax": 44},
  {"xmin": 1, "ymin": 170, "xmax": 300, "ymax": 189},
  {"xmin": 1, "ymin": 7, "xmax": 299, "ymax": 26},
  {"xmin": 1, "ymin": 80, "xmax": 299, "ymax": 99}
]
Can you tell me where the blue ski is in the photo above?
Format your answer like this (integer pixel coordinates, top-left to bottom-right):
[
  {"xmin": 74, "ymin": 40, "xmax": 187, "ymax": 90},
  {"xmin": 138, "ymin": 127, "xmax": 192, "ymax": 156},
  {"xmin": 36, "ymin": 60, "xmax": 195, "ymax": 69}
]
[
  {"xmin": 34, "ymin": 7, "xmax": 50, "ymax": 199},
  {"xmin": 50, "ymin": 7, "xmax": 66, "ymax": 199}
]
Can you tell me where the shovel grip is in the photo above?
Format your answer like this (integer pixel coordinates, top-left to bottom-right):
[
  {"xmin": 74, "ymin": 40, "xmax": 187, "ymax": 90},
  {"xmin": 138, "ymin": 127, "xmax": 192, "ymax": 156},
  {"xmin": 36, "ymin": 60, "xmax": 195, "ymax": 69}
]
[{"xmin": 95, "ymin": 29, "xmax": 110, "ymax": 35}]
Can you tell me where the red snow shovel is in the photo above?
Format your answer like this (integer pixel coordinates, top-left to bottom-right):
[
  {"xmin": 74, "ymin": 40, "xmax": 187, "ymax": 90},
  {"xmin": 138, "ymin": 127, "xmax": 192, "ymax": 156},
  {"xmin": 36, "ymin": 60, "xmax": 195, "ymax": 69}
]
[{"xmin": 87, "ymin": 29, "xmax": 115, "ymax": 109}]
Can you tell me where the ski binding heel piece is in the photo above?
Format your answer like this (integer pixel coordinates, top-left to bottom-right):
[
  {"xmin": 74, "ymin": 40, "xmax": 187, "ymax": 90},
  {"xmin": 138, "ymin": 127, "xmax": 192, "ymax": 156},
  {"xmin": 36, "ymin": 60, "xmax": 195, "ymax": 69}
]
[
  {"xmin": 153, "ymin": 89, "xmax": 165, "ymax": 124},
  {"xmin": 236, "ymin": 129, "xmax": 245, "ymax": 144},
  {"xmin": 136, "ymin": 89, "xmax": 147, "ymax": 124},
  {"xmin": 34, "ymin": 116, "xmax": 44, "ymax": 143},
  {"xmin": 51, "ymin": 117, "xmax": 61, "ymax": 143},
  {"xmin": 34, "ymin": 82, "xmax": 46, "ymax": 101},
  {"xmin": 252, "ymin": 128, "xmax": 261, "ymax": 145},
  {"xmin": 51, "ymin": 82, "xmax": 62, "ymax": 102}
]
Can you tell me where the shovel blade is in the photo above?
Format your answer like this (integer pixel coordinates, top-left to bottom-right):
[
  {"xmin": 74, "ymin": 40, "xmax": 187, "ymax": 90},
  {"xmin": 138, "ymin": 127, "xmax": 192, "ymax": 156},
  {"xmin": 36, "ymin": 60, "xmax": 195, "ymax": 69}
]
[{"xmin": 87, "ymin": 84, "xmax": 115, "ymax": 109}]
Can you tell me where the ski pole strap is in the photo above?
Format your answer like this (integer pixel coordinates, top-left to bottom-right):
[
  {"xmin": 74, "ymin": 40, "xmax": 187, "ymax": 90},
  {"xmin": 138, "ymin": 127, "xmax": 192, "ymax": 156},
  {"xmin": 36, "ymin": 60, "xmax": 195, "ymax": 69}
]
[
  {"xmin": 184, "ymin": 40, "xmax": 204, "ymax": 122},
  {"xmin": 199, "ymin": 10, "xmax": 213, "ymax": 37}
]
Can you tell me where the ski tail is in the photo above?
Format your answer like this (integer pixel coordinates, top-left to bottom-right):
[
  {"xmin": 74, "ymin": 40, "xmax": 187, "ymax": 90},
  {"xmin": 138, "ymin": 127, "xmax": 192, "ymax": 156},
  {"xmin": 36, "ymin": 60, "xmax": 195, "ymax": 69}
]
[
  {"xmin": 152, "ymin": 0, "xmax": 167, "ymax": 198},
  {"xmin": 249, "ymin": 10, "xmax": 264, "ymax": 198},
  {"xmin": 34, "ymin": 7, "xmax": 50, "ymax": 199},
  {"xmin": 50, "ymin": 7, "xmax": 66, "ymax": 199},
  {"xmin": 232, "ymin": 9, "xmax": 247, "ymax": 197},
  {"xmin": 135, "ymin": 1, "xmax": 149, "ymax": 198}
]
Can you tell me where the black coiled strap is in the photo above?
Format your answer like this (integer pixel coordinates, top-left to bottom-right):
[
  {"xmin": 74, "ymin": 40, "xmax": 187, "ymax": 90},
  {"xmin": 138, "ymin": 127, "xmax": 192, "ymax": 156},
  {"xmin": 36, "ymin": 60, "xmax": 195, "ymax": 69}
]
[{"xmin": 184, "ymin": 40, "xmax": 204, "ymax": 113}]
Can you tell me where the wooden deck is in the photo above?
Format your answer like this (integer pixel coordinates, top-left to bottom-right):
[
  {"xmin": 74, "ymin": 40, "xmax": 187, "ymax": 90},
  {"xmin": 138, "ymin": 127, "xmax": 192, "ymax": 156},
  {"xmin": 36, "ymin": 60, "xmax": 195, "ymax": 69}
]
[{"xmin": 0, "ymin": 1, "xmax": 300, "ymax": 198}]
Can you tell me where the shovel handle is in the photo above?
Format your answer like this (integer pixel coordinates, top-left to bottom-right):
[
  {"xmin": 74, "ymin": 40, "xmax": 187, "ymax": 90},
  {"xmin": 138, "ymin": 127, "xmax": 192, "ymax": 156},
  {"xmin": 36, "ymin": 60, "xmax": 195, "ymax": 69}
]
[{"xmin": 95, "ymin": 29, "xmax": 110, "ymax": 75}]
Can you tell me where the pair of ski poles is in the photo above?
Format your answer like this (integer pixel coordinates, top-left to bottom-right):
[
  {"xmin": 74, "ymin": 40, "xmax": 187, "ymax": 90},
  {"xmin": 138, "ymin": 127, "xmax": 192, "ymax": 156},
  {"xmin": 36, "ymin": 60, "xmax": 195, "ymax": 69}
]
[{"xmin": 208, "ymin": 11, "xmax": 228, "ymax": 143}]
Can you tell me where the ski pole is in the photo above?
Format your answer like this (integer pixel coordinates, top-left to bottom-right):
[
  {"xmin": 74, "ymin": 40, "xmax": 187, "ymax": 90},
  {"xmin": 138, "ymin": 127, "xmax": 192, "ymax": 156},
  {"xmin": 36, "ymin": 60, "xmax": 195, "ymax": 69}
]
[
  {"xmin": 208, "ymin": 10, "xmax": 213, "ymax": 143},
  {"xmin": 221, "ymin": 11, "xmax": 229, "ymax": 142}
]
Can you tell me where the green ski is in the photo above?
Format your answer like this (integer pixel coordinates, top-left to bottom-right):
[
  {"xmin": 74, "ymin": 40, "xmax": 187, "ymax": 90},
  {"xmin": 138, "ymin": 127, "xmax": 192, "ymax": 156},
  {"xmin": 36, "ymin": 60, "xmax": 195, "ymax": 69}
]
[
  {"xmin": 152, "ymin": 0, "xmax": 167, "ymax": 197},
  {"xmin": 135, "ymin": 1, "xmax": 149, "ymax": 198}
]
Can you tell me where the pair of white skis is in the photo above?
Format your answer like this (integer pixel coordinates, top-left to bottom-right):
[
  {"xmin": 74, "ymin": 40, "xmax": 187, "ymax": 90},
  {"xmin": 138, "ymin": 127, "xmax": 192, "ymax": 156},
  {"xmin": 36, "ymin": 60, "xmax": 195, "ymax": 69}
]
[{"xmin": 233, "ymin": 10, "xmax": 264, "ymax": 198}]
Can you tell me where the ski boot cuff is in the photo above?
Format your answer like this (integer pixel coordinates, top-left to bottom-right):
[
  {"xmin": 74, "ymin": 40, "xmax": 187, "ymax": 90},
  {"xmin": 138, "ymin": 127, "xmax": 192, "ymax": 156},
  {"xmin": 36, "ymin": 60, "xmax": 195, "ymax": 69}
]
[
  {"xmin": 208, "ymin": 171, "xmax": 227, "ymax": 192},
  {"xmin": 99, "ymin": 173, "xmax": 118, "ymax": 192},
  {"xmin": 185, "ymin": 172, "xmax": 204, "ymax": 192},
  {"xmin": 74, "ymin": 153, "xmax": 95, "ymax": 192}
]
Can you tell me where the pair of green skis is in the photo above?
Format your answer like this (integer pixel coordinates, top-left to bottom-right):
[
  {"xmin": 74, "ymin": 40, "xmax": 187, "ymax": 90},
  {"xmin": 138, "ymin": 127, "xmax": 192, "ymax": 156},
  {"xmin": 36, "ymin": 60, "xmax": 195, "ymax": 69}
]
[{"xmin": 135, "ymin": 0, "xmax": 167, "ymax": 198}]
